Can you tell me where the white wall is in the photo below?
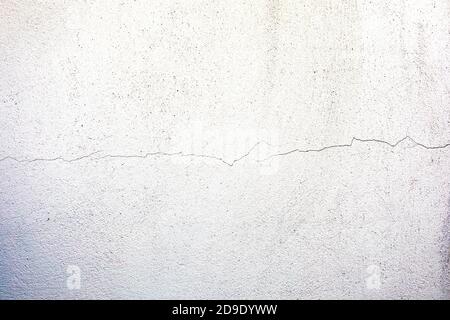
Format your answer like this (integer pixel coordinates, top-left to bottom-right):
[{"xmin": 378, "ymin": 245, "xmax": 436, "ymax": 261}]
[{"xmin": 0, "ymin": 0, "xmax": 449, "ymax": 299}]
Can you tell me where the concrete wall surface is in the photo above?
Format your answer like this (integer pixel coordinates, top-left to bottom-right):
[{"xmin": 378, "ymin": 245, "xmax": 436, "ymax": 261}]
[{"xmin": 0, "ymin": 0, "xmax": 449, "ymax": 299}]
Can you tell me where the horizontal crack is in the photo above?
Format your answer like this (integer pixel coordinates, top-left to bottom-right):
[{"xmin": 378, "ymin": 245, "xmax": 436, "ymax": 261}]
[
  {"xmin": 0, "ymin": 136, "xmax": 449, "ymax": 167},
  {"xmin": 258, "ymin": 136, "xmax": 450, "ymax": 162}
]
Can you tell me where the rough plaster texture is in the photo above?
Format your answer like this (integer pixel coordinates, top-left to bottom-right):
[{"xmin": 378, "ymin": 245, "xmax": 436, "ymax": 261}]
[{"xmin": 0, "ymin": 0, "xmax": 449, "ymax": 299}]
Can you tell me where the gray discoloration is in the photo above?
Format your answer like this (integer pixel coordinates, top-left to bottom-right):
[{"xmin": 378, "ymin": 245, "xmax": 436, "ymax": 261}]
[{"xmin": 441, "ymin": 198, "xmax": 450, "ymax": 298}]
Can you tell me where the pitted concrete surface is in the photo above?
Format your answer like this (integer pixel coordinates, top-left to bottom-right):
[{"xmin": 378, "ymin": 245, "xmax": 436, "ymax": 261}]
[{"xmin": 1, "ymin": 0, "xmax": 449, "ymax": 299}]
